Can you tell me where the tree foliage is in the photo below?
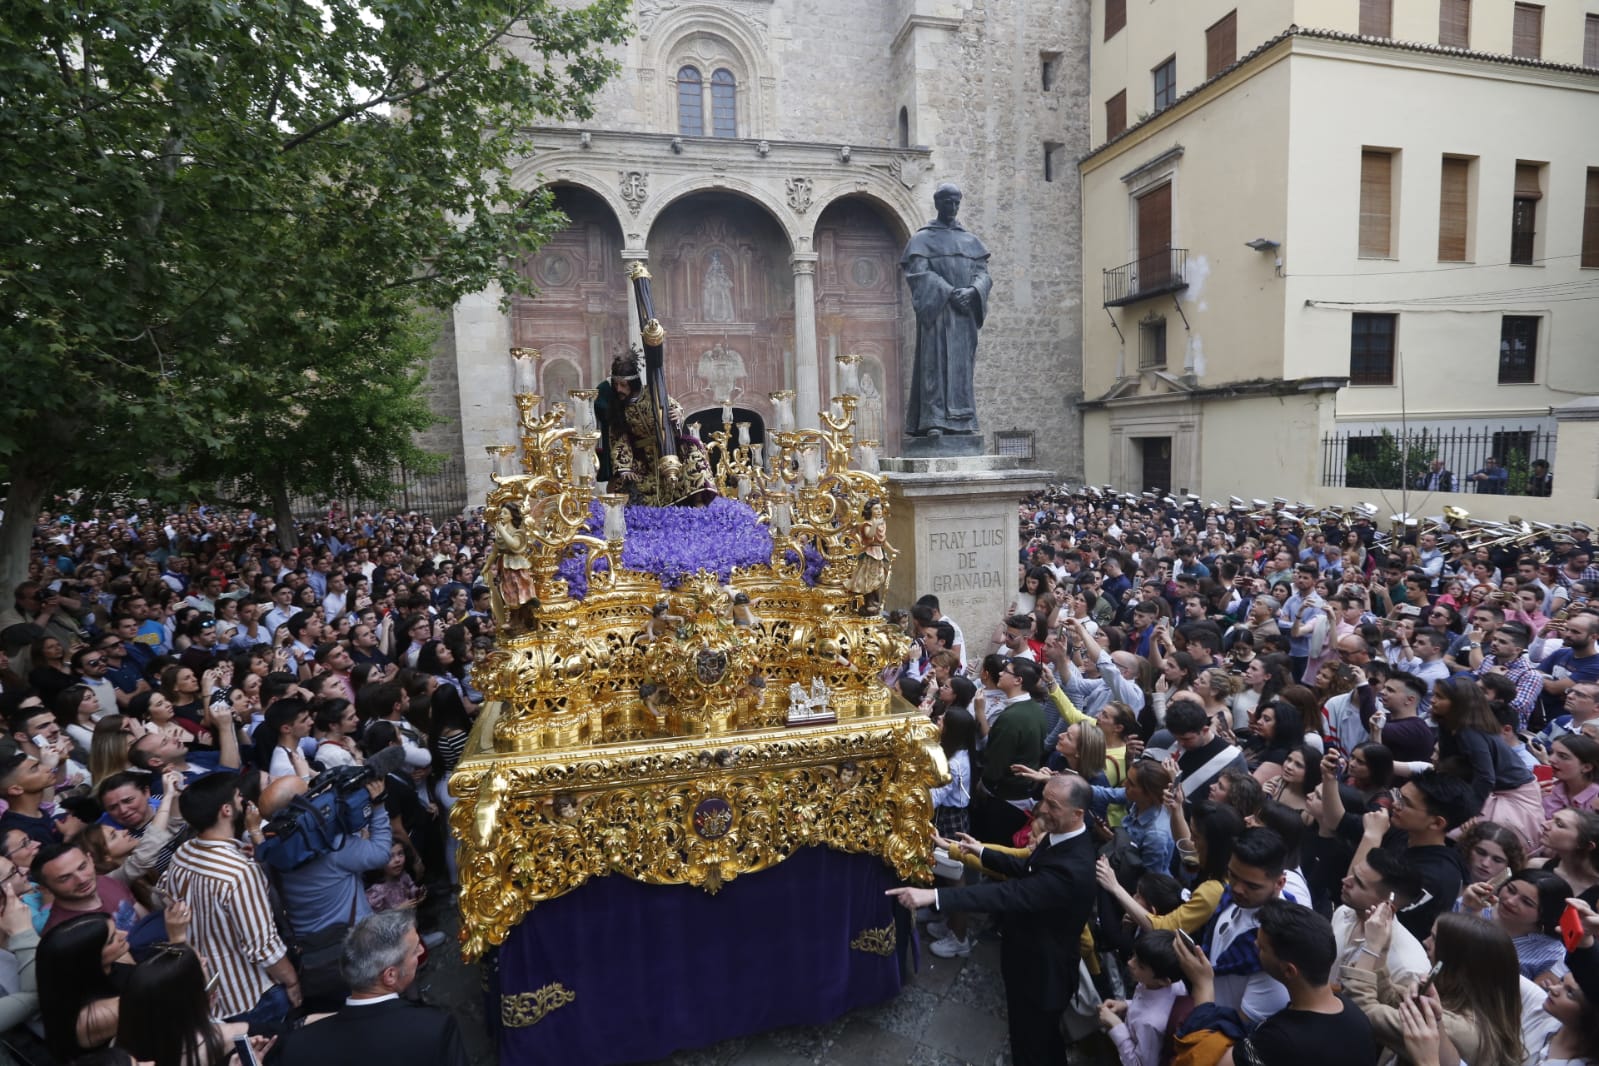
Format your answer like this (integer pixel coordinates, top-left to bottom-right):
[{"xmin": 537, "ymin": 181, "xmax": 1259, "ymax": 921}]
[
  {"xmin": 0, "ymin": 0, "xmax": 630, "ymax": 578},
  {"xmin": 1344, "ymin": 431, "xmax": 1440, "ymax": 491}
]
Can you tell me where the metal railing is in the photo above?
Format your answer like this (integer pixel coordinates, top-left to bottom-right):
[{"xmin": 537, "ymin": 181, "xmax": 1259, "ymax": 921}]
[
  {"xmin": 1103, "ymin": 248, "xmax": 1189, "ymax": 307},
  {"xmin": 288, "ymin": 456, "xmax": 470, "ymax": 521},
  {"xmin": 1319, "ymin": 427, "xmax": 1557, "ymax": 495}
]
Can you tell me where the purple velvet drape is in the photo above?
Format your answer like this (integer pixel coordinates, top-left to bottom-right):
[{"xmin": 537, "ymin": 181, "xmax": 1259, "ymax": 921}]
[{"xmin": 490, "ymin": 847, "xmax": 906, "ymax": 1065}]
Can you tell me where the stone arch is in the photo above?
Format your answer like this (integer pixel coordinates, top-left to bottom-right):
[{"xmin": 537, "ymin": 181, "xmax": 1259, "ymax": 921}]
[
  {"xmin": 645, "ymin": 5, "xmax": 771, "ymax": 138},
  {"xmin": 646, "ymin": 190, "xmax": 795, "ymax": 439},
  {"xmin": 505, "ymin": 163, "xmax": 633, "ymax": 230},
  {"xmin": 642, "ymin": 176, "xmax": 798, "ymax": 252},
  {"xmin": 508, "ymin": 186, "xmax": 629, "ymax": 389},
  {"xmin": 812, "ymin": 194, "xmax": 911, "ymax": 455},
  {"xmin": 808, "ymin": 179, "xmax": 922, "ymax": 245},
  {"xmin": 540, "ymin": 353, "xmax": 584, "ymax": 406}
]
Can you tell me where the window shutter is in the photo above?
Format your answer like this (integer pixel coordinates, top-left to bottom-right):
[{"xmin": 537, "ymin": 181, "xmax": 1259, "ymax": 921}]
[
  {"xmin": 1359, "ymin": 0, "xmax": 1393, "ymax": 37},
  {"xmin": 1359, "ymin": 151, "xmax": 1393, "ymax": 258},
  {"xmin": 1438, "ymin": 158, "xmax": 1470, "ymax": 262},
  {"xmin": 1105, "ymin": 0, "xmax": 1126, "ymax": 40},
  {"xmin": 1515, "ymin": 163, "xmax": 1542, "ymax": 201},
  {"xmin": 1582, "ymin": 170, "xmax": 1599, "ymax": 269},
  {"xmin": 1206, "ymin": 11, "xmax": 1237, "ymax": 79},
  {"xmin": 1585, "ymin": 14, "xmax": 1599, "ymax": 68},
  {"xmin": 1106, "ymin": 91, "xmax": 1127, "ymax": 139},
  {"xmin": 1512, "ymin": 4, "xmax": 1543, "ymax": 59},
  {"xmin": 1439, "ymin": 0, "xmax": 1471, "ymax": 48},
  {"xmin": 1137, "ymin": 184, "xmax": 1173, "ymax": 289}
]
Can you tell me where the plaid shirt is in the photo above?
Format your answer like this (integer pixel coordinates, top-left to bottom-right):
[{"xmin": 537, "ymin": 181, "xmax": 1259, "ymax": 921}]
[{"xmin": 1475, "ymin": 652, "xmax": 1542, "ymax": 729}]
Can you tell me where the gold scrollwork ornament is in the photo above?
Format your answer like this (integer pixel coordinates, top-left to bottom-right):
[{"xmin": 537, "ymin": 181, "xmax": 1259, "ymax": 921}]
[{"xmin": 501, "ymin": 982, "xmax": 577, "ymax": 1028}]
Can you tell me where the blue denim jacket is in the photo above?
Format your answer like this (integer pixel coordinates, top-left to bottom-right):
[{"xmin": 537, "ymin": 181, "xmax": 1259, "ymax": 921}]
[{"xmin": 1090, "ymin": 786, "xmax": 1174, "ymax": 874}]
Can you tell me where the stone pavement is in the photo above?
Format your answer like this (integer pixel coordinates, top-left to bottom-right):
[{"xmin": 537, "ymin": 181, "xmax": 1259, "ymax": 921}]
[
  {"xmin": 419, "ymin": 908, "xmax": 1116, "ymax": 1066},
  {"xmin": 643, "ymin": 931, "xmax": 1013, "ymax": 1066}
]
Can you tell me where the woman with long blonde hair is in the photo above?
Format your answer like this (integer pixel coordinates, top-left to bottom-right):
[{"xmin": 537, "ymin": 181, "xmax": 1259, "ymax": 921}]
[
  {"xmin": 1343, "ymin": 908, "xmax": 1525, "ymax": 1066},
  {"xmin": 88, "ymin": 714, "xmax": 139, "ymax": 785}
]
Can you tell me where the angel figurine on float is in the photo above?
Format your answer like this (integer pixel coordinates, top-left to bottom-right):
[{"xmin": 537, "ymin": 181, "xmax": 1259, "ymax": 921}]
[{"xmin": 845, "ymin": 498, "xmax": 892, "ymax": 616}]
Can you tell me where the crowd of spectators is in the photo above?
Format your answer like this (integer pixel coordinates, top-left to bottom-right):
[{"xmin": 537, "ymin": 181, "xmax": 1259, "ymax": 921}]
[
  {"xmin": 894, "ymin": 485, "xmax": 1599, "ymax": 1066},
  {"xmin": 0, "ymin": 503, "xmax": 480, "ymax": 1065}
]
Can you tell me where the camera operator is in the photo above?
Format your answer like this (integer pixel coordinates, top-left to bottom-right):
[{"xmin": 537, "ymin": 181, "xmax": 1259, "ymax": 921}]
[{"xmin": 262, "ymin": 769, "xmax": 392, "ymax": 944}]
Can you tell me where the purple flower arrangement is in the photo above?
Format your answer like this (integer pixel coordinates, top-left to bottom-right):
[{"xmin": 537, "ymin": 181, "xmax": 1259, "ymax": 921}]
[
  {"xmin": 557, "ymin": 496, "xmax": 819, "ymax": 599},
  {"xmin": 784, "ymin": 544, "xmax": 826, "ymax": 586}
]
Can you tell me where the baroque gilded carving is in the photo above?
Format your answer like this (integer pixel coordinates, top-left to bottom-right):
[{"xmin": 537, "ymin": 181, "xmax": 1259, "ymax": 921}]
[
  {"xmin": 501, "ymin": 983, "xmax": 577, "ymax": 1028},
  {"xmin": 456, "ymin": 332, "xmax": 942, "ymax": 961}
]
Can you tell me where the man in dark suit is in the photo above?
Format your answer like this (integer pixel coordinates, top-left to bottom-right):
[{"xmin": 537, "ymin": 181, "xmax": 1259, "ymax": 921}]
[
  {"xmin": 888, "ymin": 773, "xmax": 1097, "ymax": 1066},
  {"xmin": 268, "ymin": 910, "xmax": 468, "ymax": 1066},
  {"xmin": 1416, "ymin": 458, "xmax": 1455, "ymax": 492}
]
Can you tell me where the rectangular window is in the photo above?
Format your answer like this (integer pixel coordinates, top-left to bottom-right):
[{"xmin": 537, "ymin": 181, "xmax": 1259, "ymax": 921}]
[
  {"xmin": 1350, "ymin": 313, "xmax": 1397, "ymax": 386},
  {"xmin": 1438, "ymin": 156, "xmax": 1471, "ymax": 262},
  {"xmin": 1511, "ymin": 162, "xmax": 1541, "ymax": 265},
  {"xmin": 1360, "ymin": 0, "xmax": 1393, "ymax": 37},
  {"xmin": 1152, "ymin": 56, "xmax": 1176, "ymax": 111},
  {"xmin": 1359, "ymin": 150, "xmax": 1394, "ymax": 258},
  {"xmin": 1041, "ymin": 51, "xmax": 1062, "ymax": 91},
  {"xmin": 1499, "ymin": 316, "xmax": 1539, "ymax": 384},
  {"xmin": 1106, "ymin": 90, "xmax": 1127, "ymax": 139},
  {"xmin": 1139, "ymin": 317, "xmax": 1168, "ymax": 369},
  {"xmin": 1206, "ymin": 11, "xmax": 1237, "ymax": 79},
  {"xmin": 1513, "ymin": 3, "xmax": 1543, "ymax": 59},
  {"xmin": 1586, "ymin": 14, "xmax": 1599, "ymax": 68},
  {"xmin": 1105, "ymin": 0, "xmax": 1126, "ymax": 40},
  {"xmin": 1044, "ymin": 142, "xmax": 1064, "ymax": 183},
  {"xmin": 1583, "ymin": 169, "xmax": 1599, "ymax": 269},
  {"xmin": 1440, "ymin": 0, "xmax": 1471, "ymax": 48}
]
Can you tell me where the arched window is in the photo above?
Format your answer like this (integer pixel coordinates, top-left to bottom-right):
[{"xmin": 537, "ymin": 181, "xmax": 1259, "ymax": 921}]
[
  {"xmin": 676, "ymin": 66, "xmax": 703, "ymax": 136},
  {"xmin": 710, "ymin": 68, "xmax": 737, "ymax": 138}
]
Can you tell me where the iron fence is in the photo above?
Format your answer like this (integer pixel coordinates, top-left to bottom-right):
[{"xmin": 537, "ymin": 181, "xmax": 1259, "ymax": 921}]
[
  {"xmin": 1319, "ymin": 426, "xmax": 1557, "ymax": 496},
  {"xmin": 288, "ymin": 456, "xmax": 470, "ymax": 522}
]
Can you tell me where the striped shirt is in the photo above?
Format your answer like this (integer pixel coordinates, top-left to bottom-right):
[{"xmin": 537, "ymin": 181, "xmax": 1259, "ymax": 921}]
[{"xmin": 157, "ymin": 838, "xmax": 287, "ymax": 1018}]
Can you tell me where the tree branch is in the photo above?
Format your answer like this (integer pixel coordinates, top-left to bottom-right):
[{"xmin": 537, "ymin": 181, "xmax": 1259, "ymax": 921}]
[{"xmin": 279, "ymin": 8, "xmax": 528, "ymax": 153}]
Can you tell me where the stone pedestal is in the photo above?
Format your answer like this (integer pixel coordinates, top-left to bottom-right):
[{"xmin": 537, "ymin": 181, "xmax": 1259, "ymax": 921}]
[
  {"xmin": 901, "ymin": 434, "xmax": 985, "ymax": 458},
  {"xmin": 879, "ymin": 455, "xmax": 1055, "ymax": 640}
]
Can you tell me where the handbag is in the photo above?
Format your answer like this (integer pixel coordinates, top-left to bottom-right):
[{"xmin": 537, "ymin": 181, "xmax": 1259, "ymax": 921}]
[
  {"xmin": 293, "ymin": 911, "xmax": 353, "ymax": 1010},
  {"xmin": 1101, "ymin": 824, "xmax": 1146, "ymax": 892},
  {"xmin": 266, "ymin": 866, "xmax": 356, "ymax": 1012}
]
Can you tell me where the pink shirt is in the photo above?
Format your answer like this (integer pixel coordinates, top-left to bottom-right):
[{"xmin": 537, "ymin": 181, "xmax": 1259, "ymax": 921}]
[{"xmin": 1543, "ymin": 780, "xmax": 1599, "ymax": 819}]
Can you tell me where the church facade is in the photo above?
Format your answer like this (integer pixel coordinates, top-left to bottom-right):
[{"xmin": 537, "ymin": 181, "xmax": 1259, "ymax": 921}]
[{"xmin": 429, "ymin": 0, "xmax": 1092, "ymax": 505}]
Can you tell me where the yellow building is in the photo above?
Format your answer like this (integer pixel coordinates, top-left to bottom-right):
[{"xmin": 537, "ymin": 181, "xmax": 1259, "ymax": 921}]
[{"xmin": 1078, "ymin": 0, "xmax": 1599, "ymax": 515}]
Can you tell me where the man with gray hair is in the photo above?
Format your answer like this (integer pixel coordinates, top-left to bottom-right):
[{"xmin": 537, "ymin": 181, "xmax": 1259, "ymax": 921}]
[
  {"xmin": 886, "ymin": 774, "xmax": 1097, "ymax": 1066},
  {"xmin": 267, "ymin": 910, "xmax": 467, "ymax": 1066}
]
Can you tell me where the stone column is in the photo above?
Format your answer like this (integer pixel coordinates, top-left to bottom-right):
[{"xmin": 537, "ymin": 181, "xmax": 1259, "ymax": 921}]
[
  {"xmin": 452, "ymin": 282, "xmax": 516, "ymax": 507},
  {"xmin": 621, "ymin": 248, "xmax": 649, "ymax": 354},
  {"xmin": 791, "ymin": 253, "xmax": 821, "ymax": 427}
]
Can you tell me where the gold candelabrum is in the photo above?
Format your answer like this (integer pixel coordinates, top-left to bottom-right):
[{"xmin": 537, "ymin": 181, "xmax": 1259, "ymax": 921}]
[{"xmin": 453, "ymin": 348, "xmax": 942, "ymax": 960}]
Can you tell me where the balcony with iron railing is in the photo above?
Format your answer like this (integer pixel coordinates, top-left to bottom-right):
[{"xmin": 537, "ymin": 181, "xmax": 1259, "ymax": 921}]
[{"xmin": 1103, "ymin": 248, "xmax": 1189, "ymax": 307}]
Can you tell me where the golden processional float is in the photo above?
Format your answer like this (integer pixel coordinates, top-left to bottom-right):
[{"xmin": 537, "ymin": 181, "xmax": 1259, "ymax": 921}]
[{"xmin": 448, "ymin": 264, "xmax": 947, "ymax": 981}]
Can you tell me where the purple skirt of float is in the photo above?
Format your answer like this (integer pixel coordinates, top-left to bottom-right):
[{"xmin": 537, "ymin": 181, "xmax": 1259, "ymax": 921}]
[{"xmin": 488, "ymin": 847, "xmax": 907, "ymax": 1065}]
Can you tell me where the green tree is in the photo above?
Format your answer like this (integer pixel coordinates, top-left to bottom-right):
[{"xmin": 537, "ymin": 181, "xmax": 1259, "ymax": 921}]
[
  {"xmin": 1345, "ymin": 431, "xmax": 1439, "ymax": 491},
  {"xmin": 0, "ymin": 0, "xmax": 629, "ymax": 588}
]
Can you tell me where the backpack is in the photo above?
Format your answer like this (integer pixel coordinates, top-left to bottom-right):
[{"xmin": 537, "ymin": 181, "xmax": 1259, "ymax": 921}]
[{"xmin": 256, "ymin": 764, "xmax": 376, "ymax": 871}]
